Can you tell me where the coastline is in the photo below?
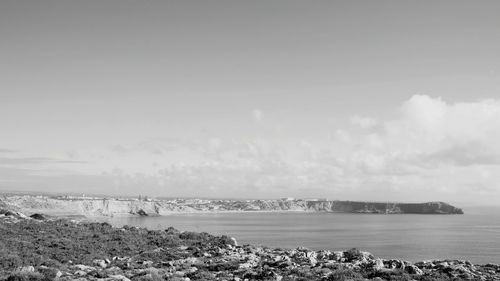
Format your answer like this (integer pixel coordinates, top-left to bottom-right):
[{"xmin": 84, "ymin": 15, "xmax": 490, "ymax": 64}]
[
  {"xmin": 0, "ymin": 195, "xmax": 464, "ymax": 218},
  {"xmin": 1, "ymin": 209, "xmax": 499, "ymax": 281}
]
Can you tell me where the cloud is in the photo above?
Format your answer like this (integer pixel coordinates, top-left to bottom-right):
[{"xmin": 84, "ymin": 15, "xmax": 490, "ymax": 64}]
[
  {"xmin": 2, "ymin": 95, "xmax": 500, "ymax": 204},
  {"xmin": 384, "ymin": 95, "xmax": 500, "ymax": 161},
  {"xmin": 0, "ymin": 157, "xmax": 86, "ymax": 165},
  {"xmin": 422, "ymin": 142, "xmax": 500, "ymax": 167},
  {"xmin": 350, "ymin": 115, "xmax": 378, "ymax": 129},
  {"xmin": 252, "ymin": 109, "xmax": 263, "ymax": 123}
]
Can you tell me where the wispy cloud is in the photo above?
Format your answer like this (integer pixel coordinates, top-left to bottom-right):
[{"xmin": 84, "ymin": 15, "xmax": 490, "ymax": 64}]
[
  {"xmin": 0, "ymin": 157, "xmax": 86, "ymax": 165},
  {"xmin": 350, "ymin": 115, "xmax": 378, "ymax": 129},
  {"xmin": 252, "ymin": 109, "xmax": 264, "ymax": 123}
]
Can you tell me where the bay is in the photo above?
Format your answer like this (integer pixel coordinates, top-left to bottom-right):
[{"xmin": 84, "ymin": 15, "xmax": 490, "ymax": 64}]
[{"xmin": 99, "ymin": 206, "xmax": 500, "ymax": 264}]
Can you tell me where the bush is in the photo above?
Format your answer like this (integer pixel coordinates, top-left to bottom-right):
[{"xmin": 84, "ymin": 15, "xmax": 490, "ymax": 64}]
[
  {"xmin": 6, "ymin": 271, "xmax": 44, "ymax": 281},
  {"xmin": 367, "ymin": 269, "xmax": 413, "ymax": 281},
  {"xmin": 326, "ymin": 268, "xmax": 364, "ymax": 281},
  {"xmin": 344, "ymin": 248, "xmax": 363, "ymax": 262},
  {"xmin": 0, "ymin": 254, "xmax": 22, "ymax": 270},
  {"xmin": 416, "ymin": 273, "xmax": 452, "ymax": 281}
]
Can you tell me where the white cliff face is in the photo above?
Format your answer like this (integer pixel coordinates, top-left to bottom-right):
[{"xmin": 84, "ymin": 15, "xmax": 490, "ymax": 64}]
[
  {"xmin": 2, "ymin": 196, "xmax": 147, "ymax": 216},
  {"xmin": 0, "ymin": 195, "xmax": 463, "ymax": 217},
  {"xmin": 1, "ymin": 196, "xmax": 204, "ymax": 217}
]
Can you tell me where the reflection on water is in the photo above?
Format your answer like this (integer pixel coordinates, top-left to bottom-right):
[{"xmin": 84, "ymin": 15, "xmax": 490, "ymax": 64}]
[{"xmin": 97, "ymin": 207, "xmax": 500, "ymax": 264}]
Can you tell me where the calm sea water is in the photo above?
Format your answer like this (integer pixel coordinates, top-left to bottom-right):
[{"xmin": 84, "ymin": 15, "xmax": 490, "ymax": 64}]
[{"xmin": 98, "ymin": 206, "xmax": 500, "ymax": 264}]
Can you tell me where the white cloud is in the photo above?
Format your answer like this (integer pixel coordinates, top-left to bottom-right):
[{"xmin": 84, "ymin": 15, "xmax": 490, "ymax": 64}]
[
  {"xmin": 350, "ymin": 115, "xmax": 378, "ymax": 129},
  {"xmin": 3, "ymin": 95, "xmax": 500, "ymax": 204},
  {"xmin": 385, "ymin": 95, "xmax": 500, "ymax": 158},
  {"xmin": 252, "ymin": 109, "xmax": 263, "ymax": 123}
]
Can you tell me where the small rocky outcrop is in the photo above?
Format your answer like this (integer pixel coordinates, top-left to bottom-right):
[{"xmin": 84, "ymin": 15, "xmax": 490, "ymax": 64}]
[{"xmin": 29, "ymin": 213, "xmax": 46, "ymax": 220}]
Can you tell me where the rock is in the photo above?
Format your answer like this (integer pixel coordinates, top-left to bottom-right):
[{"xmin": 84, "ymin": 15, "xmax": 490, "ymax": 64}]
[
  {"xmin": 19, "ymin": 266, "xmax": 35, "ymax": 272},
  {"xmin": 384, "ymin": 259, "xmax": 405, "ymax": 270},
  {"xmin": 72, "ymin": 264, "xmax": 96, "ymax": 272},
  {"xmin": 105, "ymin": 266, "xmax": 123, "ymax": 275},
  {"xmin": 107, "ymin": 274, "xmax": 131, "ymax": 281},
  {"xmin": 37, "ymin": 267, "xmax": 62, "ymax": 279},
  {"xmin": 137, "ymin": 209, "xmax": 148, "ymax": 216},
  {"xmin": 165, "ymin": 226, "xmax": 180, "ymax": 234},
  {"xmin": 29, "ymin": 213, "xmax": 46, "ymax": 220},
  {"xmin": 93, "ymin": 259, "xmax": 108, "ymax": 268},
  {"xmin": 333, "ymin": 251, "xmax": 344, "ymax": 262},
  {"xmin": 231, "ymin": 237, "xmax": 238, "ymax": 246},
  {"xmin": 74, "ymin": 270, "xmax": 87, "ymax": 276},
  {"xmin": 1, "ymin": 210, "xmax": 27, "ymax": 219},
  {"xmin": 406, "ymin": 264, "xmax": 424, "ymax": 275},
  {"xmin": 373, "ymin": 259, "xmax": 385, "ymax": 271},
  {"xmin": 308, "ymin": 256, "xmax": 318, "ymax": 266}
]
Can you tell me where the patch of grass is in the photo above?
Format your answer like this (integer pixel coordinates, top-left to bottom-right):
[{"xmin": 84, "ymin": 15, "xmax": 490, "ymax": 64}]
[{"xmin": 326, "ymin": 268, "xmax": 364, "ymax": 281}]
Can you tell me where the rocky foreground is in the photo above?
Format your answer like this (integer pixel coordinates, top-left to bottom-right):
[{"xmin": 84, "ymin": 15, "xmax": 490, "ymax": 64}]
[
  {"xmin": 1, "ymin": 195, "xmax": 463, "ymax": 217},
  {"xmin": 1, "ymin": 210, "xmax": 497, "ymax": 281}
]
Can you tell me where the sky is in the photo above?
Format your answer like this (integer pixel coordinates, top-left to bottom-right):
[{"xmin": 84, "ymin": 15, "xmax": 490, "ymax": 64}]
[{"xmin": 1, "ymin": 0, "xmax": 500, "ymax": 205}]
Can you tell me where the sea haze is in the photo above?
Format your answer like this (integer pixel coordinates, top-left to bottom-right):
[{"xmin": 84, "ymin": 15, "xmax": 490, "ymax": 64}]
[{"xmin": 99, "ymin": 206, "xmax": 500, "ymax": 265}]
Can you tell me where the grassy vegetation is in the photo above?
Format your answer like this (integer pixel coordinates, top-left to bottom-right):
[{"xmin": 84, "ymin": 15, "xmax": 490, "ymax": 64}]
[{"xmin": 0, "ymin": 217, "xmax": 495, "ymax": 280}]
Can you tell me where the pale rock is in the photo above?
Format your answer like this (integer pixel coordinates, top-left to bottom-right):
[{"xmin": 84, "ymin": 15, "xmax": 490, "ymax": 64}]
[
  {"xmin": 94, "ymin": 259, "xmax": 108, "ymax": 268},
  {"xmin": 72, "ymin": 264, "xmax": 96, "ymax": 272},
  {"xmin": 174, "ymin": 271, "xmax": 185, "ymax": 277},
  {"xmin": 239, "ymin": 262, "xmax": 254, "ymax": 269},
  {"xmin": 231, "ymin": 237, "xmax": 238, "ymax": 246},
  {"xmin": 333, "ymin": 251, "xmax": 344, "ymax": 262},
  {"xmin": 373, "ymin": 259, "xmax": 385, "ymax": 271},
  {"xmin": 107, "ymin": 274, "xmax": 131, "ymax": 281},
  {"xmin": 309, "ymin": 256, "xmax": 318, "ymax": 266},
  {"xmin": 19, "ymin": 266, "xmax": 35, "ymax": 272},
  {"xmin": 74, "ymin": 270, "xmax": 87, "ymax": 276}
]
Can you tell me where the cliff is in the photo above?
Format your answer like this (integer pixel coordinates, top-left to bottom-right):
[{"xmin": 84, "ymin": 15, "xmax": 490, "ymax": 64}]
[
  {"xmin": 305, "ymin": 200, "xmax": 464, "ymax": 214},
  {"xmin": 0, "ymin": 195, "xmax": 463, "ymax": 217}
]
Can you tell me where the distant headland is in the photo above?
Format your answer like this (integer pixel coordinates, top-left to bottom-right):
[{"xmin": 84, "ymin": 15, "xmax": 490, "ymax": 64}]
[{"xmin": 0, "ymin": 194, "xmax": 463, "ymax": 217}]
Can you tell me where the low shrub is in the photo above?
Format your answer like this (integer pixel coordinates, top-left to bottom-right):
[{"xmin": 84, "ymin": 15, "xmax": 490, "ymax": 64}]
[{"xmin": 326, "ymin": 268, "xmax": 364, "ymax": 281}]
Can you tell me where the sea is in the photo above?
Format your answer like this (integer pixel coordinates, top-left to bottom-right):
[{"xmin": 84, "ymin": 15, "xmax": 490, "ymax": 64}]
[{"xmin": 99, "ymin": 206, "xmax": 500, "ymax": 264}]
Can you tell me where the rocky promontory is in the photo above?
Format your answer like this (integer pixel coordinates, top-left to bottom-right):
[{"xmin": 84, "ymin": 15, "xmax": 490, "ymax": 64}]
[
  {"xmin": 0, "ymin": 195, "xmax": 463, "ymax": 217},
  {"xmin": 0, "ymin": 209, "xmax": 496, "ymax": 281}
]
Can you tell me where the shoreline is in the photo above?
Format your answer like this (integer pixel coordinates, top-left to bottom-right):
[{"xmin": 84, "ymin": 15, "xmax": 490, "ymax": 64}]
[
  {"xmin": 1, "ymin": 209, "xmax": 499, "ymax": 281},
  {"xmin": 1, "ymin": 194, "xmax": 465, "ymax": 218}
]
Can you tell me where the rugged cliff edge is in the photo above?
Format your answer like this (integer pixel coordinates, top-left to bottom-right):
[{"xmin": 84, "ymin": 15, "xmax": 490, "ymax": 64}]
[{"xmin": 0, "ymin": 195, "xmax": 463, "ymax": 217}]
